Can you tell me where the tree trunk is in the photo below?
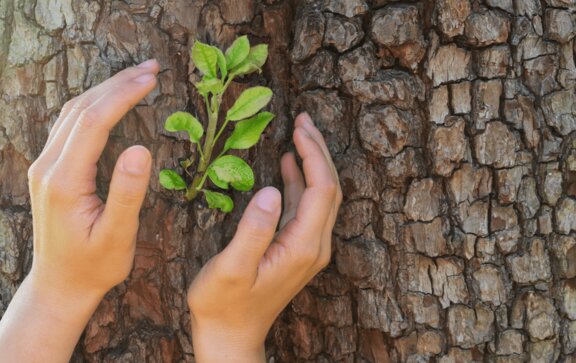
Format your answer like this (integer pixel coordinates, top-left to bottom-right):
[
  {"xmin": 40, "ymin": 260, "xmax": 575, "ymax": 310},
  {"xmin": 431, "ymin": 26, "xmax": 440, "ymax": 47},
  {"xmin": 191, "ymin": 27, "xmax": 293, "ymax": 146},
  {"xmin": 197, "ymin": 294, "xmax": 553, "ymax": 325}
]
[{"xmin": 1, "ymin": 0, "xmax": 576, "ymax": 361}]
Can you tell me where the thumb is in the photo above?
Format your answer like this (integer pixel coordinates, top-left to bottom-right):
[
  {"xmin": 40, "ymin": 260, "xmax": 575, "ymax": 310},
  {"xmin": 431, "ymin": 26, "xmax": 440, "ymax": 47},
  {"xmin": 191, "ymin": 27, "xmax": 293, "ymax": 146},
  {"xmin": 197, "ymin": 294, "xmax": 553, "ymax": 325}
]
[
  {"xmin": 96, "ymin": 145, "xmax": 152, "ymax": 243},
  {"xmin": 219, "ymin": 187, "xmax": 282, "ymax": 275}
]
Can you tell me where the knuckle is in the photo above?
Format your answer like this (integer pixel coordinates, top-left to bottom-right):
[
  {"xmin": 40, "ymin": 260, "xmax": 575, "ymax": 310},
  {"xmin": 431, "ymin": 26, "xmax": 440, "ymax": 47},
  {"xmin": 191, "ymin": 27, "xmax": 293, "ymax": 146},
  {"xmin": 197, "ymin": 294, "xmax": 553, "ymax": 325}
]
[
  {"xmin": 119, "ymin": 66, "xmax": 142, "ymax": 79},
  {"xmin": 62, "ymin": 99, "xmax": 75, "ymax": 109},
  {"xmin": 61, "ymin": 99, "xmax": 77, "ymax": 114},
  {"xmin": 27, "ymin": 162, "xmax": 43, "ymax": 184},
  {"xmin": 76, "ymin": 109, "xmax": 100, "ymax": 130},
  {"xmin": 242, "ymin": 225, "xmax": 266, "ymax": 241},
  {"xmin": 69, "ymin": 96, "xmax": 92, "ymax": 114},
  {"xmin": 240, "ymin": 218, "xmax": 272, "ymax": 240},
  {"xmin": 110, "ymin": 193, "xmax": 142, "ymax": 209}
]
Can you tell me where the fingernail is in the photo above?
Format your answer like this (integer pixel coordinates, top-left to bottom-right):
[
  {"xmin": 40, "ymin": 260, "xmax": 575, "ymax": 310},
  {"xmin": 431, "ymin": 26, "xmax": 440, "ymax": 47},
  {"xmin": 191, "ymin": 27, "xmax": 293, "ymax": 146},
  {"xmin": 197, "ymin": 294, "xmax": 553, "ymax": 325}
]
[
  {"xmin": 137, "ymin": 59, "xmax": 157, "ymax": 69},
  {"xmin": 301, "ymin": 112, "xmax": 314, "ymax": 126},
  {"xmin": 123, "ymin": 146, "xmax": 151, "ymax": 175},
  {"xmin": 134, "ymin": 73, "xmax": 156, "ymax": 84},
  {"xmin": 255, "ymin": 187, "xmax": 280, "ymax": 213}
]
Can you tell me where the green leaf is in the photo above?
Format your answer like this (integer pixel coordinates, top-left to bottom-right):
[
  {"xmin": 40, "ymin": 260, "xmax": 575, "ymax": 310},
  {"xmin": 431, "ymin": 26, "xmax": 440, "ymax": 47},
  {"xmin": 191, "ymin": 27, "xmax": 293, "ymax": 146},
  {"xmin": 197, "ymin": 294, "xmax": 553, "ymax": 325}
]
[
  {"xmin": 165, "ymin": 111, "xmax": 204, "ymax": 143},
  {"xmin": 203, "ymin": 190, "xmax": 234, "ymax": 213},
  {"xmin": 216, "ymin": 48, "xmax": 228, "ymax": 79},
  {"xmin": 226, "ymin": 86, "xmax": 273, "ymax": 121},
  {"xmin": 195, "ymin": 77, "xmax": 223, "ymax": 96},
  {"xmin": 229, "ymin": 44, "xmax": 269, "ymax": 77},
  {"xmin": 191, "ymin": 41, "xmax": 219, "ymax": 78},
  {"xmin": 225, "ymin": 35, "xmax": 250, "ymax": 70},
  {"xmin": 207, "ymin": 155, "xmax": 255, "ymax": 192},
  {"xmin": 159, "ymin": 169, "xmax": 187, "ymax": 191},
  {"xmin": 208, "ymin": 170, "xmax": 229, "ymax": 190},
  {"xmin": 247, "ymin": 44, "xmax": 268, "ymax": 68},
  {"xmin": 224, "ymin": 112, "xmax": 275, "ymax": 151}
]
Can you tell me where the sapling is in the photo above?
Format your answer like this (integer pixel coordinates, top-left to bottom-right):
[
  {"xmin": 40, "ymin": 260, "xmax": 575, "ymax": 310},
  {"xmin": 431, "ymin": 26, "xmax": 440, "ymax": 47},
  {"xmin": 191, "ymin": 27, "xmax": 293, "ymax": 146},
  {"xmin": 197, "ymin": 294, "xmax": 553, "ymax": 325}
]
[{"xmin": 159, "ymin": 36, "xmax": 275, "ymax": 213}]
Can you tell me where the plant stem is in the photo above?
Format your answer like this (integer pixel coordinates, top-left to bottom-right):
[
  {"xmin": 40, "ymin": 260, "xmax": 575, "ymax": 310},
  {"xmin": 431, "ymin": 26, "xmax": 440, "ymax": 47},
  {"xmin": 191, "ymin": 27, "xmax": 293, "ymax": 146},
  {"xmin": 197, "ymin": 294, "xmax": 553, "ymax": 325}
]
[
  {"xmin": 212, "ymin": 118, "xmax": 230, "ymax": 148},
  {"xmin": 210, "ymin": 75, "xmax": 236, "ymax": 148},
  {"xmin": 195, "ymin": 170, "xmax": 210, "ymax": 191},
  {"xmin": 185, "ymin": 74, "xmax": 235, "ymax": 201},
  {"xmin": 222, "ymin": 76, "xmax": 234, "ymax": 93},
  {"xmin": 186, "ymin": 95, "xmax": 220, "ymax": 200},
  {"xmin": 196, "ymin": 143, "xmax": 205, "ymax": 162}
]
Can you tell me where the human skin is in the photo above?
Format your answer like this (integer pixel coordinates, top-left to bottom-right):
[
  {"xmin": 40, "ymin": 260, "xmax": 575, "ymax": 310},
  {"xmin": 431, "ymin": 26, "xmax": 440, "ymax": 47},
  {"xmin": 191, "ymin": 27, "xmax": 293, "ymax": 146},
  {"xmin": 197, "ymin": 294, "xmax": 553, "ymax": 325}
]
[
  {"xmin": 188, "ymin": 112, "xmax": 342, "ymax": 362},
  {"xmin": 0, "ymin": 59, "xmax": 342, "ymax": 362}
]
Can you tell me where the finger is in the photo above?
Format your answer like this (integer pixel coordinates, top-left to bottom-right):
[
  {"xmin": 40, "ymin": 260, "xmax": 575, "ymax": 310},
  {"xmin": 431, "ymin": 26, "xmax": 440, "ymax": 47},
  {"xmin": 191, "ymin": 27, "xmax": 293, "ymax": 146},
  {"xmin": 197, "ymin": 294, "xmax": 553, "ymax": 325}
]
[
  {"xmin": 279, "ymin": 152, "xmax": 305, "ymax": 229},
  {"xmin": 56, "ymin": 68, "xmax": 158, "ymax": 182},
  {"xmin": 294, "ymin": 113, "xmax": 343, "ymax": 253},
  {"xmin": 294, "ymin": 113, "xmax": 339, "ymax": 182},
  {"xmin": 218, "ymin": 187, "xmax": 282, "ymax": 277},
  {"xmin": 276, "ymin": 127, "xmax": 337, "ymax": 245},
  {"xmin": 294, "ymin": 113, "xmax": 342, "ymax": 205},
  {"xmin": 92, "ymin": 145, "xmax": 152, "ymax": 245},
  {"xmin": 41, "ymin": 59, "xmax": 160, "ymax": 162},
  {"xmin": 44, "ymin": 99, "xmax": 78, "ymax": 148}
]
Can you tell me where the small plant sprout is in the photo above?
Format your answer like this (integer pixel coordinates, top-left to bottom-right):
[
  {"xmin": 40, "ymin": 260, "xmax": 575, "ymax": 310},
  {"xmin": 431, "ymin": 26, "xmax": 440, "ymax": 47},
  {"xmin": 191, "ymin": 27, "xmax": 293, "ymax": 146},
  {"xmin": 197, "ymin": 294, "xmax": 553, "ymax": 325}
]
[{"xmin": 159, "ymin": 36, "xmax": 275, "ymax": 213}]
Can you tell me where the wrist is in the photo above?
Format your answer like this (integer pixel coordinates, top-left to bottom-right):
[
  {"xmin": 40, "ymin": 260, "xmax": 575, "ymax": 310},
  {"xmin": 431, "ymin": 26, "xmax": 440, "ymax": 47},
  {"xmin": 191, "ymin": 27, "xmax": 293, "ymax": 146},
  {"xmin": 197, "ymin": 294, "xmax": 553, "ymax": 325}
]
[
  {"xmin": 0, "ymin": 272, "xmax": 105, "ymax": 361},
  {"xmin": 24, "ymin": 270, "xmax": 105, "ymax": 327},
  {"xmin": 191, "ymin": 321, "xmax": 266, "ymax": 363}
]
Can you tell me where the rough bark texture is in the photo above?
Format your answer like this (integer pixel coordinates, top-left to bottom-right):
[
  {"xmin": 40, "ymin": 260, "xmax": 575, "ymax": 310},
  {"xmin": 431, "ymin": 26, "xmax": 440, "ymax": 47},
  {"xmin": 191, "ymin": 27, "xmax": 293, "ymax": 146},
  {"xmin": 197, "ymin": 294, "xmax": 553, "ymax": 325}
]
[{"xmin": 1, "ymin": 0, "xmax": 576, "ymax": 362}]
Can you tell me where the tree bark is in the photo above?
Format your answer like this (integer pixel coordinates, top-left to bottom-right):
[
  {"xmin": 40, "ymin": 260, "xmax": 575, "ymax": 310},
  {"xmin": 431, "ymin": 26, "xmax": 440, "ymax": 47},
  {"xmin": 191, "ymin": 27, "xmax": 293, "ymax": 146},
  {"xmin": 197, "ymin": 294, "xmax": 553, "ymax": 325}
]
[{"xmin": 1, "ymin": 0, "xmax": 576, "ymax": 361}]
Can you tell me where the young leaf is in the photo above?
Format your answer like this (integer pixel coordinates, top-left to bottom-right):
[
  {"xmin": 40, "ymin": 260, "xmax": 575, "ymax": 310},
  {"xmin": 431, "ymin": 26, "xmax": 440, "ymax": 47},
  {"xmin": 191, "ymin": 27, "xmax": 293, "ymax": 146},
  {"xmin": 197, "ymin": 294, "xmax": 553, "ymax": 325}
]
[
  {"xmin": 247, "ymin": 44, "xmax": 268, "ymax": 68},
  {"xmin": 216, "ymin": 48, "xmax": 228, "ymax": 79},
  {"xmin": 207, "ymin": 170, "xmax": 229, "ymax": 190},
  {"xmin": 195, "ymin": 78, "xmax": 223, "ymax": 96},
  {"xmin": 224, "ymin": 112, "xmax": 275, "ymax": 151},
  {"xmin": 203, "ymin": 190, "xmax": 234, "ymax": 213},
  {"xmin": 229, "ymin": 44, "xmax": 269, "ymax": 77},
  {"xmin": 165, "ymin": 111, "xmax": 204, "ymax": 143},
  {"xmin": 159, "ymin": 169, "xmax": 187, "ymax": 190},
  {"xmin": 191, "ymin": 41, "xmax": 219, "ymax": 78},
  {"xmin": 225, "ymin": 35, "xmax": 250, "ymax": 70},
  {"xmin": 226, "ymin": 86, "xmax": 273, "ymax": 121},
  {"xmin": 207, "ymin": 155, "xmax": 255, "ymax": 191},
  {"xmin": 180, "ymin": 158, "xmax": 194, "ymax": 169}
]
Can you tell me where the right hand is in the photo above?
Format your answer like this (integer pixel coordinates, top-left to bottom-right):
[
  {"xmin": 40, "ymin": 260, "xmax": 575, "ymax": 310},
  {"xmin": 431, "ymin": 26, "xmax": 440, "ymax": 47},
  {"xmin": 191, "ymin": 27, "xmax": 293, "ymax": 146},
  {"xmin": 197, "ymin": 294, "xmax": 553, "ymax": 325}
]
[
  {"xmin": 26, "ymin": 59, "xmax": 159, "ymax": 301},
  {"xmin": 187, "ymin": 113, "xmax": 343, "ymax": 362},
  {"xmin": 0, "ymin": 59, "xmax": 159, "ymax": 363}
]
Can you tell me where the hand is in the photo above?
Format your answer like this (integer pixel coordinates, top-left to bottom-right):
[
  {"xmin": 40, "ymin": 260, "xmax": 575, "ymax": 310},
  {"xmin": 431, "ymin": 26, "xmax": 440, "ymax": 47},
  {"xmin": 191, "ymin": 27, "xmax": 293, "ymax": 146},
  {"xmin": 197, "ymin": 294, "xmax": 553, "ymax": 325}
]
[
  {"xmin": 187, "ymin": 113, "xmax": 343, "ymax": 362},
  {"xmin": 0, "ymin": 59, "xmax": 159, "ymax": 362},
  {"xmin": 27, "ymin": 59, "xmax": 158, "ymax": 302}
]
